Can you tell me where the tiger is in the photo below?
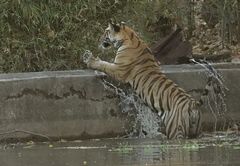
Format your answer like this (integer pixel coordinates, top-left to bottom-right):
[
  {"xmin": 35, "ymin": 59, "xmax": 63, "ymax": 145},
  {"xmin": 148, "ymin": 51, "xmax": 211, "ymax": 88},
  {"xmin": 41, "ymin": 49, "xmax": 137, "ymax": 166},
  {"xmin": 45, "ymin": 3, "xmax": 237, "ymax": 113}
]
[{"xmin": 83, "ymin": 21, "xmax": 202, "ymax": 139}]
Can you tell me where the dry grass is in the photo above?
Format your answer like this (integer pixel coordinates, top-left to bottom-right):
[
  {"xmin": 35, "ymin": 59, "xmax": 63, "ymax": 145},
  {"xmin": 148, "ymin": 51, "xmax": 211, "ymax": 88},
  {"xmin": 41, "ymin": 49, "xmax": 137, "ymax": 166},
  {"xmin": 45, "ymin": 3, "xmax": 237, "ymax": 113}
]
[{"xmin": 0, "ymin": 0, "xmax": 239, "ymax": 73}]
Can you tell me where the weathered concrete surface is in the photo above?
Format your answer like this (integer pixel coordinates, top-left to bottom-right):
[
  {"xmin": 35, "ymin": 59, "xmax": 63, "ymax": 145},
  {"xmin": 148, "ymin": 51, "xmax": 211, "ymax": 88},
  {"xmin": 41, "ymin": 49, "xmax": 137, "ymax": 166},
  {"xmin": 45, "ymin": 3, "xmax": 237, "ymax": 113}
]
[
  {"xmin": 0, "ymin": 70, "xmax": 126, "ymax": 141},
  {"xmin": 0, "ymin": 63, "xmax": 239, "ymax": 141}
]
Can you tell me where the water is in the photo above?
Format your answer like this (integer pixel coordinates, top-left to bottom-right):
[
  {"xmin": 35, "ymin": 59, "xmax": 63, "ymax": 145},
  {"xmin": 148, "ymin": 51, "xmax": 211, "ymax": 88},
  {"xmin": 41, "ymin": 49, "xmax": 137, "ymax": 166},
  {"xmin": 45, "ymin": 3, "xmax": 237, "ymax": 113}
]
[
  {"xmin": 190, "ymin": 59, "xmax": 229, "ymax": 130},
  {"xmin": 190, "ymin": 59, "xmax": 228, "ymax": 115},
  {"xmin": 1, "ymin": 136, "xmax": 240, "ymax": 166},
  {"xmin": 102, "ymin": 79, "xmax": 163, "ymax": 138}
]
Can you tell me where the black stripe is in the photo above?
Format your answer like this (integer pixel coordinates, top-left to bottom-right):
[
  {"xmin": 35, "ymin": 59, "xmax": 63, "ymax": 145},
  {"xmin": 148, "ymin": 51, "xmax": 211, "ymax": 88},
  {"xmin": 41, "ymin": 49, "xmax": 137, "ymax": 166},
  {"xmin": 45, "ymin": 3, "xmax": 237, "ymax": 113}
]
[
  {"xmin": 118, "ymin": 40, "xmax": 141, "ymax": 52},
  {"xmin": 146, "ymin": 76, "xmax": 166, "ymax": 113},
  {"xmin": 159, "ymin": 110, "xmax": 165, "ymax": 118},
  {"xmin": 169, "ymin": 88, "xmax": 182, "ymax": 98},
  {"xmin": 167, "ymin": 99, "xmax": 189, "ymax": 138},
  {"xmin": 167, "ymin": 110, "xmax": 178, "ymax": 138},
  {"xmin": 127, "ymin": 58, "xmax": 155, "ymax": 69},
  {"xmin": 132, "ymin": 66, "xmax": 156, "ymax": 81},
  {"xmin": 156, "ymin": 86, "xmax": 164, "ymax": 112},
  {"xmin": 134, "ymin": 73, "xmax": 146, "ymax": 90},
  {"xmin": 162, "ymin": 81, "xmax": 174, "ymax": 92},
  {"xmin": 159, "ymin": 81, "xmax": 173, "ymax": 107},
  {"xmin": 137, "ymin": 48, "xmax": 151, "ymax": 57},
  {"xmin": 140, "ymin": 72, "xmax": 166, "ymax": 102},
  {"xmin": 140, "ymin": 71, "xmax": 159, "ymax": 87},
  {"xmin": 149, "ymin": 92, "xmax": 155, "ymax": 109},
  {"xmin": 116, "ymin": 52, "xmax": 154, "ymax": 68},
  {"xmin": 130, "ymin": 32, "xmax": 134, "ymax": 40},
  {"xmin": 148, "ymin": 75, "xmax": 166, "ymax": 89},
  {"xmin": 145, "ymin": 47, "xmax": 153, "ymax": 54},
  {"xmin": 181, "ymin": 100, "xmax": 189, "ymax": 113},
  {"xmin": 166, "ymin": 84, "xmax": 181, "ymax": 111},
  {"xmin": 147, "ymin": 76, "xmax": 161, "ymax": 93},
  {"xmin": 165, "ymin": 93, "xmax": 171, "ymax": 112},
  {"xmin": 173, "ymin": 93, "xmax": 185, "ymax": 103},
  {"xmin": 132, "ymin": 71, "xmax": 146, "ymax": 88},
  {"xmin": 159, "ymin": 100, "xmax": 164, "ymax": 113},
  {"xmin": 136, "ymin": 40, "xmax": 141, "ymax": 48},
  {"xmin": 150, "ymin": 93, "xmax": 160, "ymax": 113},
  {"xmin": 175, "ymin": 95, "xmax": 187, "ymax": 107},
  {"xmin": 136, "ymin": 48, "xmax": 152, "ymax": 58},
  {"xmin": 121, "ymin": 68, "xmax": 133, "ymax": 78},
  {"xmin": 139, "ymin": 76, "xmax": 149, "ymax": 93},
  {"xmin": 144, "ymin": 76, "xmax": 161, "ymax": 101}
]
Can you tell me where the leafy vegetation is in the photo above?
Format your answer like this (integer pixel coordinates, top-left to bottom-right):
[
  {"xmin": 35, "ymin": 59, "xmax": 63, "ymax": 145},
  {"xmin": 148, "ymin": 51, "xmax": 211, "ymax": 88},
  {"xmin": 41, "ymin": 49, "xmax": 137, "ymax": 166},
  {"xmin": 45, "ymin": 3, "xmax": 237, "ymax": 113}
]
[
  {"xmin": 0, "ymin": 0, "xmax": 239, "ymax": 73},
  {"xmin": 0, "ymin": 0, "xmax": 175, "ymax": 72}
]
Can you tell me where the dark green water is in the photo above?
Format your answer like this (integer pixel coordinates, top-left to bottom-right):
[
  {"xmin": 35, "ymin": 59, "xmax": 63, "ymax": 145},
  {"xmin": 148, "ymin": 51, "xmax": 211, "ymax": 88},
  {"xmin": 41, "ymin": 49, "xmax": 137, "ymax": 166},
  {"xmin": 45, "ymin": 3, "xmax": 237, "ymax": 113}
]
[{"xmin": 1, "ymin": 137, "xmax": 240, "ymax": 166}]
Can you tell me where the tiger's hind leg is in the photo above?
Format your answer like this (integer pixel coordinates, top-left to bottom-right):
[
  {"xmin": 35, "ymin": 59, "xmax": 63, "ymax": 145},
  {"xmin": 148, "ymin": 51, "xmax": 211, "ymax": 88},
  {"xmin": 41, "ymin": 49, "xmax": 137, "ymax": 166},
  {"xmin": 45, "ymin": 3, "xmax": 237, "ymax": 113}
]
[
  {"xmin": 165, "ymin": 107, "xmax": 201, "ymax": 139},
  {"xmin": 165, "ymin": 110, "xmax": 190, "ymax": 139},
  {"xmin": 188, "ymin": 109, "xmax": 202, "ymax": 138}
]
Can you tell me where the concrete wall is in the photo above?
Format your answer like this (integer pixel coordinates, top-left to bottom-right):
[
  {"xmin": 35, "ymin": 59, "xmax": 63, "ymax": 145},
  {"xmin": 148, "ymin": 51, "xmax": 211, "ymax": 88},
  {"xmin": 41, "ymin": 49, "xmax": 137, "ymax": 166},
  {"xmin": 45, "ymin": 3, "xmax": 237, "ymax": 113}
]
[
  {"xmin": 0, "ymin": 71, "xmax": 126, "ymax": 141},
  {"xmin": 0, "ymin": 63, "xmax": 239, "ymax": 141},
  {"xmin": 163, "ymin": 63, "xmax": 240, "ymax": 131}
]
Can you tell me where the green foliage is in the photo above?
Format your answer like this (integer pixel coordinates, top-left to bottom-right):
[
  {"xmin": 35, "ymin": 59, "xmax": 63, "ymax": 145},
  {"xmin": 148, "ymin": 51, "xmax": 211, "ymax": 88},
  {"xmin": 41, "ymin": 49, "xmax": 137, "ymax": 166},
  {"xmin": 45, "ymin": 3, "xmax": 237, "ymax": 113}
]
[
  {"xmin": 202, "ymin": 0, "xmax": 240, "ymax": 44},
  {"xmin": 0, "ymin": 0, "xmax": 178, "ymax": 73},
  {"xmin": 0, "ymin": 0, "xmax": 239, "ymax": 73}
]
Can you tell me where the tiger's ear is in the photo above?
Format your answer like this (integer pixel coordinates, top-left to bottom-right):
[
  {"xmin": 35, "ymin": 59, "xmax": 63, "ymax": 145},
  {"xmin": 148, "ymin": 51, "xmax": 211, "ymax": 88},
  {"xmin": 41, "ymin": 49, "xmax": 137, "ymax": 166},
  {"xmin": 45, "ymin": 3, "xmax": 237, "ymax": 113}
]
[{"xmin": 109, "ymin": 22, "xmax": 120, "ymax": 32}]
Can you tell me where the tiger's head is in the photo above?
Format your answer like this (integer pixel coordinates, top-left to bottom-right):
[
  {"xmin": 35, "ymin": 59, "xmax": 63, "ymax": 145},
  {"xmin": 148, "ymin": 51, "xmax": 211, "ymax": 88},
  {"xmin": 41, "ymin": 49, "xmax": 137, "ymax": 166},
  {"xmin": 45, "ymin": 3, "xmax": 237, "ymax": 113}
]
[{"xmin": 100, "ymin": 21, "xmax": 139, "ymax": 50}]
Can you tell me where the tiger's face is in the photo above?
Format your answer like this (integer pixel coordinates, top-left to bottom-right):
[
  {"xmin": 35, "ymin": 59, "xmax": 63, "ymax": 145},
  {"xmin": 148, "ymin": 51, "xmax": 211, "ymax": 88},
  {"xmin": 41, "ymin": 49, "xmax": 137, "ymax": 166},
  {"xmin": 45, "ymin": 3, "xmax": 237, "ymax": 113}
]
[{"xmin": 100, "ymin": 22, "xmax": 134, "ymax": 49}]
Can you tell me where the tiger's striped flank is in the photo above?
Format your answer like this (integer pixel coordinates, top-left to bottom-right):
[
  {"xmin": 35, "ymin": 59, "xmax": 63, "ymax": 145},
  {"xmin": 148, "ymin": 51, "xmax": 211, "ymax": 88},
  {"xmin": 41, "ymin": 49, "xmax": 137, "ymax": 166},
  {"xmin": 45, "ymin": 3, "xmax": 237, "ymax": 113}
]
[{"xmin": 83, "ymin": 22, "xmax": 202, "ymax": 139}]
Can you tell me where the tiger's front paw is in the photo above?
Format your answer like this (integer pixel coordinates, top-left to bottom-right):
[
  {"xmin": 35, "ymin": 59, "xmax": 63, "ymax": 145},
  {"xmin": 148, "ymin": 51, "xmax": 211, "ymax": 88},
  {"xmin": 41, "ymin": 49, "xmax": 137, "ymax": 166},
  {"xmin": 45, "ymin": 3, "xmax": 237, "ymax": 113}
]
[
  {"xmin": 83, "ymin": 50, "xmax": 100, "ymax": 69},
  {"xmin": 83, "ymin": 50, "xmax": 93, "ymax": 65}
]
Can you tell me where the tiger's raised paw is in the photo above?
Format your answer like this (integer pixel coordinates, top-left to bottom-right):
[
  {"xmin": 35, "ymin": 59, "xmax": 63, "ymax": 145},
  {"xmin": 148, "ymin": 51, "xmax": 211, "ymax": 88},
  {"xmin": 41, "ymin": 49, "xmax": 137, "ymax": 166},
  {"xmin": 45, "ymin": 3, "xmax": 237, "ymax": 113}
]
[
  {"xmin": 82, "ymin": 50, "xmax": 100, "ymax": 68},
  {"xmin": 82, "ymin": 50, "xmax": 93, "ymax": 65}
]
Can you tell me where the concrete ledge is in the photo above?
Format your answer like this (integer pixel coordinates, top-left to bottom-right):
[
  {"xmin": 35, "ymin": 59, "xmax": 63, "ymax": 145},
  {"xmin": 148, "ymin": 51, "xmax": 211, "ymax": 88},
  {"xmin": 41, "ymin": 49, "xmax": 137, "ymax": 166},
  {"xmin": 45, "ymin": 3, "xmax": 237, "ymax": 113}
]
[
  {"xmin": 0, "ymin": 63, "xmax": 239, "ymax": 141},
  {"xmin": 164, "ymin": 63, "xmax": 240, "ymax": 131},
  {"xmin": 0, "ymin": 70, "xmax": 126, "ymax": 141}
]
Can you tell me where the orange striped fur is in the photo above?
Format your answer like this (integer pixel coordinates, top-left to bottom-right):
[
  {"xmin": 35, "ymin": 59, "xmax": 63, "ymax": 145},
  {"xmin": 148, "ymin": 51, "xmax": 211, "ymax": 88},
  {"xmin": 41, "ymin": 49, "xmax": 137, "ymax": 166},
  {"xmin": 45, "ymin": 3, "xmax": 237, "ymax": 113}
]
[{"xmin": 83, "ymin": 22, "xmax": 202, "ymax": 139}]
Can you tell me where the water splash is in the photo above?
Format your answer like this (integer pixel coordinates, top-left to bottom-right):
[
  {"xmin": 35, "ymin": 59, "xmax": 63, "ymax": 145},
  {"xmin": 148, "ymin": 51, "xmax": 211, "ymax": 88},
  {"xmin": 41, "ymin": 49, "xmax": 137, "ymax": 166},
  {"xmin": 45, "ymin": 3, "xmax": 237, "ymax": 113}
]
[
  {"xmin": 189, "ymin": 59, "xmax": 227, "ymax": 90},
  {"xmin": 190, "ymin": 59, "xmax": 229, "ymax": 130},
  {"xmin": 102, "ymin": 79, "xmax": 163, "ymax": 138},
  {"xmin": 101, "ymin": 59, "xmax": 229, "ymax": 137}
]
